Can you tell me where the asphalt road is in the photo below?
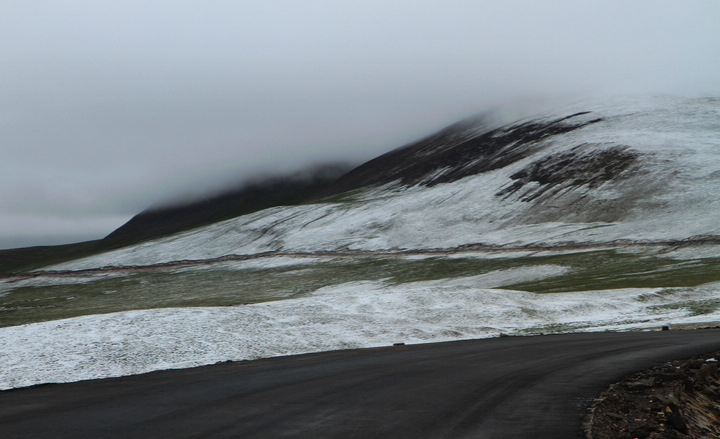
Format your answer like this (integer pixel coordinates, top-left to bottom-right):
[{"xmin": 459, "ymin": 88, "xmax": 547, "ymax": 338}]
[{"xmin": 2, "ymin": 329, "xmax": 719, "ymax": 439}]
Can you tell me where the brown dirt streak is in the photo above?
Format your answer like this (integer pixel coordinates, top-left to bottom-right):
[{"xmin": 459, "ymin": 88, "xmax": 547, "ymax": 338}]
[{"xmin": 4, "ymin": 235, "xmax": 720, "ymax": 281}]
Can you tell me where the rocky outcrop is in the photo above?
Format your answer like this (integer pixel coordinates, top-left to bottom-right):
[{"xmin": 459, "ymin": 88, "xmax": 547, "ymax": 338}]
[{"xmin": 315, "ymin": 112, "xmax": 603, "ymax": 197}]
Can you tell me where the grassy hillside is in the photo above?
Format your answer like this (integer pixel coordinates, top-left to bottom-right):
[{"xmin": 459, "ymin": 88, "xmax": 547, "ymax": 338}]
[{"xmin": 3, "ymin": 249, "xmax": 720, "ymax": 328}]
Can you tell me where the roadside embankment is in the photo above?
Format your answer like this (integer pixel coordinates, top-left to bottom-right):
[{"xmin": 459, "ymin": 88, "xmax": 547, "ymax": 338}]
[{"xmin": 586, "ymin": 340, "xmax": 720, "ymax": 439}]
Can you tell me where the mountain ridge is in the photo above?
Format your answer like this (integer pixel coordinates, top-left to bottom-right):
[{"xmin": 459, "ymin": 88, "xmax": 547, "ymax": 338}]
[
  {"xmin": 48, "ymin": 95, "xmax": 719, "ymax": 271},
  {"xmin": 105, "ymin": 163, "xmax": 351, "ymax": 245},
  {"xmin": 313, "ymin": 111, "xmax": 604, "ymax": 198},
  {"xmin": 2, "ymin": 95, "xmax": 718, "ymax": 275}
]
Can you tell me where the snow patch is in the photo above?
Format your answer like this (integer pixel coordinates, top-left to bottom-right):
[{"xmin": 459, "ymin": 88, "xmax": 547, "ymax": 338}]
[{"xmin": 2, "ymin": 273, "xmax": 719, "ymax": 390}]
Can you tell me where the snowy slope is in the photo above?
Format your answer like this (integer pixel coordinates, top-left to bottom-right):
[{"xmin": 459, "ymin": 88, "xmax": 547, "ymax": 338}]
[
  {"xmin": 3, "ymin": 95, "xmax": 720, "ymax": 390},
  {"xmin": 53, "ymin": 95, "xmax": 720, "ymax": 270},
  {"xmin": 4, "ymin": 274, "xmax": 720, "ymax": 390}
]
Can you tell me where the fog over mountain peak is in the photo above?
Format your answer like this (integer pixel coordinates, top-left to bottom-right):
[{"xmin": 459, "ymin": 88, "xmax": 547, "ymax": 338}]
[{"xmin": 47, "ymin": 94, "xmax": 720, "ymax": 271}]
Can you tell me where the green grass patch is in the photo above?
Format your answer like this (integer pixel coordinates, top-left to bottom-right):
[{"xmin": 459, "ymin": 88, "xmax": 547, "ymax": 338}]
[
  {"xmin": 503, "ymin": 250, "xmax": 720, "ymax": 293},
  {"xmin": 2, "ymin": 248, "xmax": 719, "ymax": 328},
  {"xmin": 0, "ymin": 255, "xmax": 537, "ymax": 327}
]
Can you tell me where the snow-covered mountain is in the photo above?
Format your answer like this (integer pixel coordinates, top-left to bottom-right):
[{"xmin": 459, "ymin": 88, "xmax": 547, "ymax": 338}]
[
  {"xmin": 54, "ymin": 95, "xmax": 720, "ymax": 270},
  {"xmin": 3, "ymin": 95, "xmax": 720, "ymax": 390}
]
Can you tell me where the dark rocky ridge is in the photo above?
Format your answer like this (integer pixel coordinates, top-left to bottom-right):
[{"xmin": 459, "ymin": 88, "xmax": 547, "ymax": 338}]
[
  {"xmin": 497, "ymin": 143, "xmax": 641, "ymax": 201},
  {"xmin": 315, "ymin": 111, "xmax": 603, "ymax": 198}
]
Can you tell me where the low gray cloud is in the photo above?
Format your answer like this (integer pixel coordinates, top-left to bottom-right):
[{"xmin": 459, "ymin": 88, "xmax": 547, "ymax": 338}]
[{"xmin": 2, "ymin": 0, "xmax": 719, "ymax": 248}]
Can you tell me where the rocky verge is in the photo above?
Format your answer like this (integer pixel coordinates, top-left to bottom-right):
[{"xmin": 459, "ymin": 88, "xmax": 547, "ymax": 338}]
[{"xmin": 586, "ymin": 344, "xmax": 720, "ymax": 439}]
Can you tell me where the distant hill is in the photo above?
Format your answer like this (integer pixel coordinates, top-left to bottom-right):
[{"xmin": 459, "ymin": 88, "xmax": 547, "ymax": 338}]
[
  {"xmin": 0, "ymin": 164, "xmax": 351, "ymax": 275},
  {"xmin": 49, "ymin": 95, "xmax": 719, "ymax": 271},
  {"xmin": 104, "ymin": 163, "xmax": 351, "ymax": 245}
]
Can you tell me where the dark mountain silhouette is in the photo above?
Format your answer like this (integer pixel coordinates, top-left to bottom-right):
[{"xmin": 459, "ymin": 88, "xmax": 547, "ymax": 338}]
[
  {"xmin": 104, "ymin": 163, "xmax": 352, "ymax": 245},
  {"xmin": 105, "ymin": 112, "xmax": 605, "ymax": 246}
]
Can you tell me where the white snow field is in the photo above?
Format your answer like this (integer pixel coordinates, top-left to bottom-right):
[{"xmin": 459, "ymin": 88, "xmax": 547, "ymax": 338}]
[
  {"xmin": 3, "ymin": 95, "xmax": 719, "ymax": 390},
  {"xmin": 3, "ymin": 271, "xmax": 720, "ymax": 390}
]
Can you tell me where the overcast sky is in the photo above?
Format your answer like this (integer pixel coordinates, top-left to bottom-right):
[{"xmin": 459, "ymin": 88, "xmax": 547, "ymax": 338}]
[{"xmin": 1, "ymin": 1, "xmax": 719, "ymax": 249}]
